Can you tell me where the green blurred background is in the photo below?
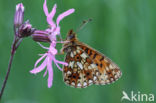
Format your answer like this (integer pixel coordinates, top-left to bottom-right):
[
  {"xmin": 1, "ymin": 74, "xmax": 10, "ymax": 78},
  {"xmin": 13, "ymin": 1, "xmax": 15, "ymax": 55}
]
[{"xmin": 0, "ymin": 0, "xmax": 156, "ymax": 103}]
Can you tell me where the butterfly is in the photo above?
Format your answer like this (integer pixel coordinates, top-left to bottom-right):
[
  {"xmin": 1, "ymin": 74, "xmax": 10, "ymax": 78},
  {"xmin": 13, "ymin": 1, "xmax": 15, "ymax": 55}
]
[{"xmin": 61, "ymin": 30, "xmax": 122, "ymax": 88}]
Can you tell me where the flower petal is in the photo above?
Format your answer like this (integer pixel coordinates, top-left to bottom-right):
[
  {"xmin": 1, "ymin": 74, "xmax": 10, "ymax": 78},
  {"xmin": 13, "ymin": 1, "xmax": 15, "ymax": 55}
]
[
  {"xmin": 49, "ymin": 4, "xmax": 57, "ymax": 20},
  {"xmin": 43, "ymin": 69, "xmax": 47, "ymax": 77},
  {"xmin": 55, "ymin": 60, "xmax": 68, "ymax": 66},
  {"xmin": 30, "ymin": 57, "xmax": 48, "ymax": 74},
  {"xmin": 56, "ymin": 9, "xmax": 75, "ymax": 26},
  {"xmin": 37, "ymin": 42, "xmax": 49, "ymax": 50},
  {"xmin": 34, "ymin": 53, "xmax": 47, "ymax": 68},
  {"xmin": 54, "ymin": 59, "xmax": 68, "ymax": 71},
  {"xmin": 43, "ymin": 0, "xmax": 49, "ymax": 16},
  {"xmin": 54, "ymin": 61, "xmax": 63, "ymax": 71},
  {"xmin": 55, "ymin": 26, "xmax": 60, "ymax": 35},
  {"xmin": 43, "ymin": 0, "xmax": 56, "ymax": 27},
  {"xmin": 47, "ymin": 56, "xmax": 53, "ymax": 88},
  {"xmin": 49, "ymin": 47, "xmax": 57, "ymax": 55},
  {"xmin": 47, "ymin": 4, "xmax": 57, "ymax": 27}
]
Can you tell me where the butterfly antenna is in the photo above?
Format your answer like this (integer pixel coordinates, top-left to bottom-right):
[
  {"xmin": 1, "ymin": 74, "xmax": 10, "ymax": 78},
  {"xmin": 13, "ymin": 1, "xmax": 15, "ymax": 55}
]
[{"xmin": 76, "ymin": 18, "xmax": 92, "ymax": 33}]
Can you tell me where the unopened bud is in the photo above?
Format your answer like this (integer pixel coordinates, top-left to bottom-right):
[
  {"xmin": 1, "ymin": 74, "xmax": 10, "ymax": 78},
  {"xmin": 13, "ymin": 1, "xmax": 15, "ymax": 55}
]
[
  {"xmin": 14, "ymin": 3, "xmax": 24, "ymax": 28},
  {"xmin": 32, "ymin": 30, "xmax": 50, "ymax": 42},
  {"xmin": 18, "ymin": 20, "xmax": 35, "ymax": 38}
]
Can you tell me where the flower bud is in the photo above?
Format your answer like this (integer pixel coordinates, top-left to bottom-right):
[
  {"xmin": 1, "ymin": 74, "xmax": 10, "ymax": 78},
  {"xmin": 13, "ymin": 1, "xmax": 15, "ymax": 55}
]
[
  {"xmin": 14, "ymin": 3, "xmax": 24, "ymax": 28},
  {"xmin": 32, "ymin": 30, "xmax": 50, "ymax": 42},
  {"xmin": 18, "ymin": 20, "xmax": 35, "ymax": 38}
]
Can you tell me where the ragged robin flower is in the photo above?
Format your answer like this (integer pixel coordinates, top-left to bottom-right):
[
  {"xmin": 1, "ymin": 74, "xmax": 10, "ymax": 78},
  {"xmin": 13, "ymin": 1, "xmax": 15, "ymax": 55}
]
[{"xmin": 30, "ymin": 0, "xmax": 75, "ymax": 88}]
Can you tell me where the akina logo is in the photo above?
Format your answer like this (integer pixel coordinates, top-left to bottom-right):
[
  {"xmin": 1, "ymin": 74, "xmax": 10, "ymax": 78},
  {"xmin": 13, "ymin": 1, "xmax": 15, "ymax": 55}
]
[{"xmin": 121, "ymin": 91, "xmax": 154, "ymax": 102}]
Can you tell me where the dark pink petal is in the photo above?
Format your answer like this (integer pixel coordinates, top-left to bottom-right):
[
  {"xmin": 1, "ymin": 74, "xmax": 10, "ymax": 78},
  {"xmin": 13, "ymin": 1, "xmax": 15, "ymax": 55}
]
[
  {"xmin": 56, "ymin": 9, "xmax": 75, "ymax": 26},
  {"xmin": 30, "ymin": 57, "xmax": 48, "ymax": 74}
]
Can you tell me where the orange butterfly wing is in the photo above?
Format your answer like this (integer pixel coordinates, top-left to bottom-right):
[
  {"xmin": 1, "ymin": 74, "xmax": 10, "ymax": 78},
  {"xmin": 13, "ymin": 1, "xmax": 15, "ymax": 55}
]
[
  {"xmin": 63, "ymin": 41, "xmax": 122, "ymax": 88},
  {"xmin": 79, "ymin": 43, "xmax": 122, "ymax": 85}
]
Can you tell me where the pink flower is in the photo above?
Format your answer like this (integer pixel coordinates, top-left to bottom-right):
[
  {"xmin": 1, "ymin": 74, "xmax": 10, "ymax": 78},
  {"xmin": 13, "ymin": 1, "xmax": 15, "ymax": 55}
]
[{"xmin": 30, "ymin": 0, "xmax": 75, "ymax": 88}]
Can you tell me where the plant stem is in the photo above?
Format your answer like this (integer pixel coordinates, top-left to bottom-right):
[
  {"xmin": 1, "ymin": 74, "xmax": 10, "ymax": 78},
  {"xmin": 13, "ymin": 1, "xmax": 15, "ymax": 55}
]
[{"xmin": 0, "ymin": 37, "xmax": 17, "ymax": 100}]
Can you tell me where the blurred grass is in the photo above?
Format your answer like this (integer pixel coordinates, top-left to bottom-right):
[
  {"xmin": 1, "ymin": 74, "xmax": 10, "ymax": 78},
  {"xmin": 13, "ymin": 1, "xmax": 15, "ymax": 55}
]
[{"xmin": 0, "ymin": 0, "xmax": 156, "ymax": 103}]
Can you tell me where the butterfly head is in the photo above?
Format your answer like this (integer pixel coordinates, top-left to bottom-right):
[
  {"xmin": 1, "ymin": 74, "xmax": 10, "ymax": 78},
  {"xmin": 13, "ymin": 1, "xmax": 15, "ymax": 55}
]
[
  {"xmin": 61, "ymin": 30, "xmax": 78, "ymax": 53},
  {"xmin": 66, "ymin": 29, "xmax": 77, "ymax": 41}
]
